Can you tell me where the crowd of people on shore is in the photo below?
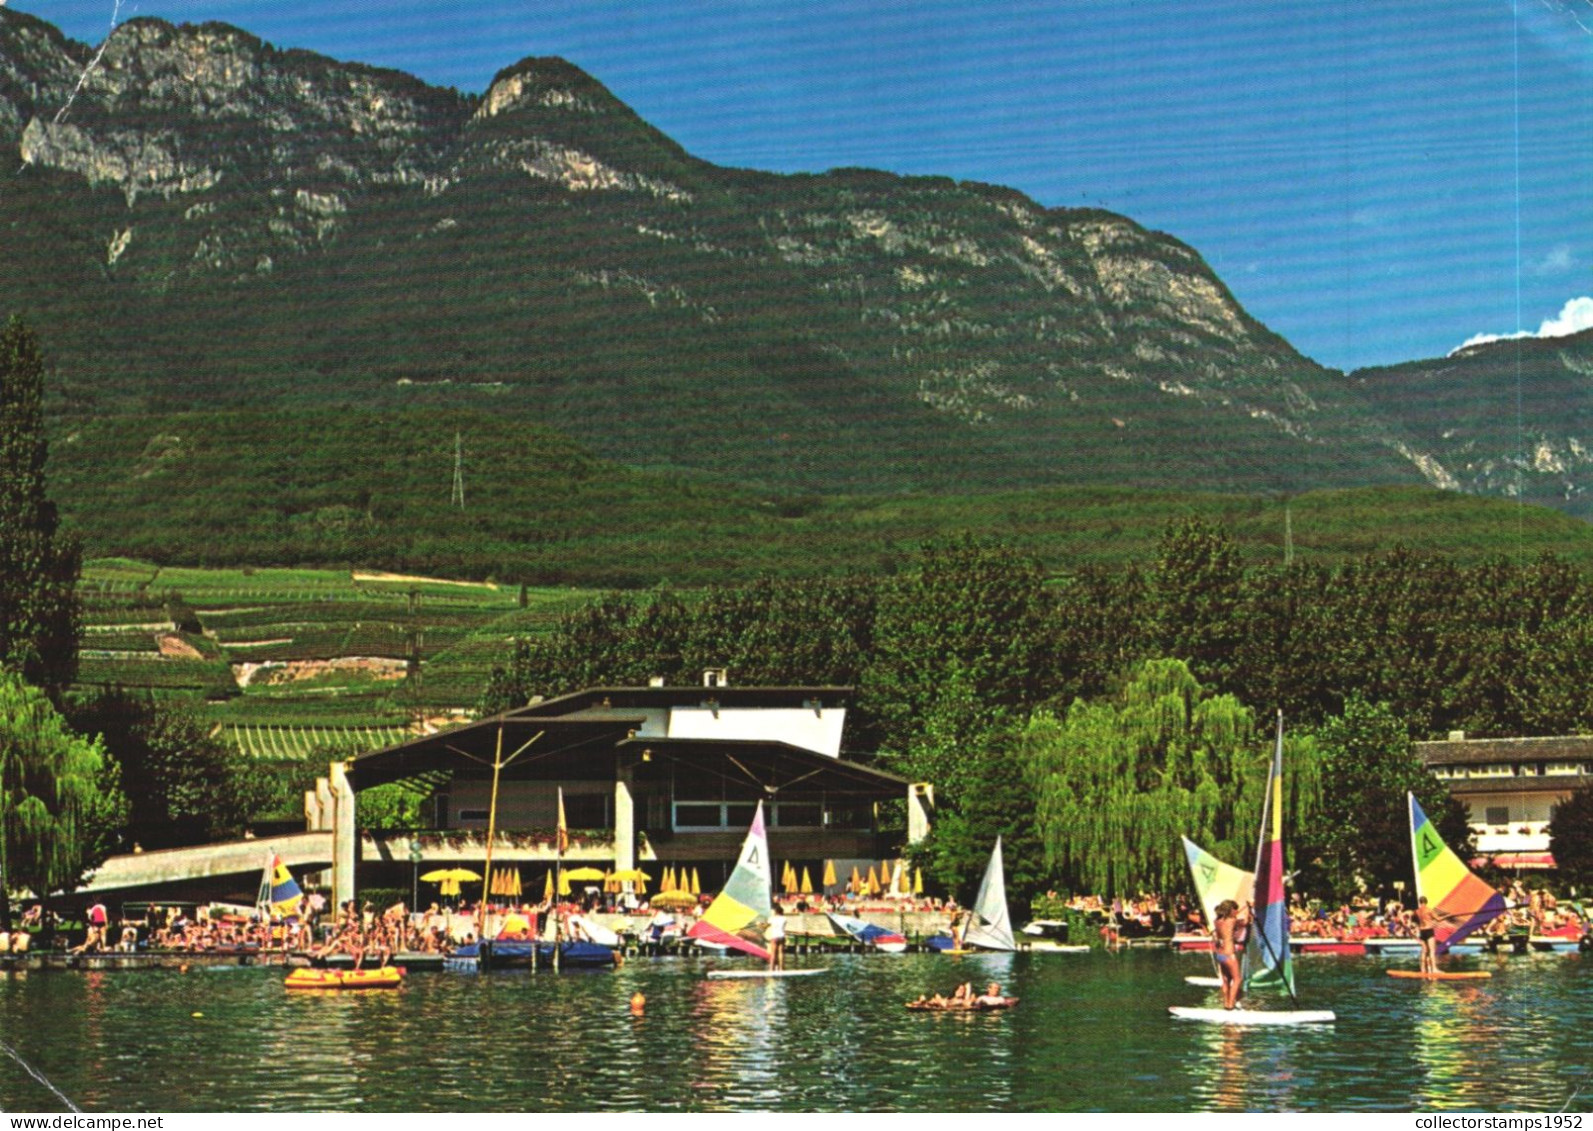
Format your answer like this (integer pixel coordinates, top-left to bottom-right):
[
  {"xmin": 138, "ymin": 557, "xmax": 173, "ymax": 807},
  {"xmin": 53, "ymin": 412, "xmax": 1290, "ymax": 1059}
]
[{"xmin": 1066, "ymin": 879, "xmax": 1586, "ymax": 944}]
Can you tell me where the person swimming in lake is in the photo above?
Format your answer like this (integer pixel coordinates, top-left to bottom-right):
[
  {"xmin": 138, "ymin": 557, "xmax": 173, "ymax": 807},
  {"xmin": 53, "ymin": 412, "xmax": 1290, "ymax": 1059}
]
[{"xmin": 1214, "ymin": 899, "xmax": 1243, "ymax": 1010}]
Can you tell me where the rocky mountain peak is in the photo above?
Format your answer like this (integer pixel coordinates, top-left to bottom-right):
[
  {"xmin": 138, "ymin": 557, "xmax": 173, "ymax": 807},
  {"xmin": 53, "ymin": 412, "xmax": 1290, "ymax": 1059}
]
[{"xmin": 476, "ymin": 57, "xmax": 616, "ymax": 122}]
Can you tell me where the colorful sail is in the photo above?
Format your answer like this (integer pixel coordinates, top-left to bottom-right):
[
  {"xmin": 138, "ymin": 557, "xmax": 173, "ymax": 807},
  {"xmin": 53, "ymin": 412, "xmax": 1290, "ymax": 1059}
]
[
  {"xmin": 1409, "ymin": 793, "xmax": 1509, "ymax": 954},
  {"xmin": 687, "ymin": 801, "xmax": 773, "ymax": 960},
  {"xmin": 1243, "ymin": 715, "xmax": 1295, "ymax": 997},
  {"xmin": 963, "ymin": 837, "xmax": 1016, "ymax": 951},
  {"xmin": 264, "ymin": 855, "xmax": 303, "ymax": 917},
  {"xmin": 1180, "ymin": 836, "xmax": 1254, "ymax": 931}
]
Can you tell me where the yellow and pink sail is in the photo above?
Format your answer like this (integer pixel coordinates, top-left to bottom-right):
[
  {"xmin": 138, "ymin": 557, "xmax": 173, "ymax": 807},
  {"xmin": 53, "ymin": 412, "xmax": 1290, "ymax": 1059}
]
[
  {"xmin": 1409, "ymin": 793, "xmax": 1508, "ymax": 954},
  {"xmin": 686, "ymin": 801, "xmax": 773, "ymax": 960}
]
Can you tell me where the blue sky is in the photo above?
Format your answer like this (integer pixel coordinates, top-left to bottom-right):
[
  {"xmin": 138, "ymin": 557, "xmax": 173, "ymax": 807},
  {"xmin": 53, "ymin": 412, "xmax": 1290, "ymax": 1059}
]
[{"xmin": 14, "ymin": 0, "xmax": 1593, "ymax": 372}]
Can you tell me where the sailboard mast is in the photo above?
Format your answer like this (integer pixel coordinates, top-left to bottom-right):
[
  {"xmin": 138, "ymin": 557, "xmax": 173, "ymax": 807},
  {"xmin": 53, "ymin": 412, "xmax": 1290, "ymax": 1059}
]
[{"xmin": 1244, "ymin": 711, "xmax": 1299, "ymax": 1005}]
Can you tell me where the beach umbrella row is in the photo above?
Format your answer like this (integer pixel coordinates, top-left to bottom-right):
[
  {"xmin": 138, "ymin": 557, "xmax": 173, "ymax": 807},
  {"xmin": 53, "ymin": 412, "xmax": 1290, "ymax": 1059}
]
[
  {"xmin": 491, "ymin": 868, "xmax": 522, "ymax": 897},
  {"xmin": 817, "ymin": 860, "xmax": 924, "ymax": 897}
]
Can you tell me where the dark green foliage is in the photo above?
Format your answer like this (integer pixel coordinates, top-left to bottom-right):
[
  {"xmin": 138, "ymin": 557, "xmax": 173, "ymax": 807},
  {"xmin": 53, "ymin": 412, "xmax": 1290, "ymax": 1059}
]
[
  {"xmin": 915, "ymin": 721, "xmax": 1048, "ymax": 909},
  {"xmin": 1151, "ymin": 517, "xmax": 1244, "ymax": 689},
  {"xmin": 65, "ymin": 688, "xmax": 275, "ymax": 849},
  {"xmin": 0, "ymin": 317, "xmax": 80, "ymax": 697},
  {"xmin": 863, "ymin": 537, "xmax": 1050, "ymax": 769},
  {"xmin": 481, "ymin": 577, "xmax": 876, "ymax": 715},
  {"xmin": 1548, "ymin": 782, "xmax": 1593, "ymax": 890},
  {"xmin": 1301, "ymin": 698, "xmax": 1470, "ymax": 896}
]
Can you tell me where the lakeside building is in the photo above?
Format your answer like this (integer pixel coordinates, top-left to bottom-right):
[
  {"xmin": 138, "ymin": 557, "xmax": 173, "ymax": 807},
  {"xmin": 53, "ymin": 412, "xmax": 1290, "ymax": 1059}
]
[
  {"xmin": 1418, "ymin": 732, "xmax": 1593, "ymax": 869},
  {"xmin": 310, "ymin": 677, "xmax": 932, "ymax": 907}
]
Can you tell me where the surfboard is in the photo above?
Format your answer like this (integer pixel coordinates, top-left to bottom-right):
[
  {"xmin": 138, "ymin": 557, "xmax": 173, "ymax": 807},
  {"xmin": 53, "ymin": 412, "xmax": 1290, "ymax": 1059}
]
[
  {"xmin": 1168, "ymin": 1005, "xmax": 1335, "ymax": 1026},
  {"xmin": 1386, "ymin": 969, "xmax": 1492, "ymax": 981},
  {"xmin": 705, "ymin": 968, "xmax": 830, "ymax": 980},
  {"xmin": 1184, "ymin": 975, "xmax": 1223, "ymax": 988}
]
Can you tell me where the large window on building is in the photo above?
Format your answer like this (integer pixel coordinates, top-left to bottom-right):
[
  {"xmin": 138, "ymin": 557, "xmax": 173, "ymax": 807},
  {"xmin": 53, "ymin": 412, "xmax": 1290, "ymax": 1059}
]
[{"xmin": 671, "ymin": 799, "xmax": 845, "ymax": 831}]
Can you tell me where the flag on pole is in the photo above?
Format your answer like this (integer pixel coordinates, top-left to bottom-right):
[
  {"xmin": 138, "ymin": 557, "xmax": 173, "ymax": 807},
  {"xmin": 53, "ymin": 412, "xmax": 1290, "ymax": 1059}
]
[{"xmin": 557, "ymin": 788, "xmax": 570, "ymax": 855}]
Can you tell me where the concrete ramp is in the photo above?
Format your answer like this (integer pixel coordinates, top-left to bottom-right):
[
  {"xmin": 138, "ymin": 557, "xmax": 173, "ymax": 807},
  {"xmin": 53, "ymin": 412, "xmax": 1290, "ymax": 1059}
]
[{"xmin": 79, "ymin": 831, "xmax": 334, "ymax": 894}]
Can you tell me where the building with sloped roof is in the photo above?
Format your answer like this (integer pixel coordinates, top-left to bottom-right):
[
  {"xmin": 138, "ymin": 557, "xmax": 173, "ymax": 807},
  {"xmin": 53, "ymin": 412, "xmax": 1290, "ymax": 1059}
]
[
  {"xmin": 309, "ymin": 676, "xmax": 931, "ymax": 905},
  {"xmin": 1417, "ymin": 732, "xmax": 1593, "ymax": 869}
]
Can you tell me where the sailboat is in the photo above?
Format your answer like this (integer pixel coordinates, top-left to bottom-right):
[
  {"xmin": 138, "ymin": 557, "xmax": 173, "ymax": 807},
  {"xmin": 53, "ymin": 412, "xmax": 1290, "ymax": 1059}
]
[
  {"xmin": 691, "ymin": 802, "xmax": 829, "ymax": 979},
  {"xmin": 1178, "ymin": 836, "xmax": 1254, "ymax": 987},
  {"xmin": 1171, "ymin": 714, "xmax": 1335, "ymax": 1025},
  {"xmin": 931, "ymin": 838, "xmax": 1017, "ymax": 953},
  {"xmin": 826, "ymin": 910, "xmax": 908, "ymax": 954},
  {"xmin": 1387, "ymin": 793, "xmax": 1507, "ymax": 980}
]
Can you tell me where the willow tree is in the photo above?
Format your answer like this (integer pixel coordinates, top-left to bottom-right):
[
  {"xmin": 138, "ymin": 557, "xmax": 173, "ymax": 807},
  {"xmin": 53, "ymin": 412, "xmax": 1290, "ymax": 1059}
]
[
  {"xmin": 1023, "ymin": 658, "xmax": 1319, "ymax": 897},
  {"xmin": 0, "ymin": 672, "xmax": 126, "ymax": 929}
]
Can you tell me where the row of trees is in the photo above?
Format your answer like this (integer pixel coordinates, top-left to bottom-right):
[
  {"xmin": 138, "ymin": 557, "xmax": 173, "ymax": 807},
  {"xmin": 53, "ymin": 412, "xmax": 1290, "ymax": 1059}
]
[{"xmin": 484, "ymin": 527, "xmax": 1590, "ymax": 903}]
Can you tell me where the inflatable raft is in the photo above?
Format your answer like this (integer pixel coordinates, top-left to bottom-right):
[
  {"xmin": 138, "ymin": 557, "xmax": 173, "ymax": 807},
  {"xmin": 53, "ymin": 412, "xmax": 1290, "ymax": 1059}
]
[{"xmin": 285, "ymin": 966, "xmax": 404, "ymax": 991}]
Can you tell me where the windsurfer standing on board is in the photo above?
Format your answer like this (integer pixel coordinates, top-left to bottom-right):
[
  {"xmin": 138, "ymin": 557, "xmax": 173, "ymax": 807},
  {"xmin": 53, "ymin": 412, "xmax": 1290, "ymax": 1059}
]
[
  {"xmin": 765, "ymin": 902, "xmax": 787, "ymax": 971},
  {"xmin": 1415, "ymin": 896, "xmax": 1438, "ymax": 975},
  {"xmin": 1214, "ymin": 899, "xmax": 1243, "ymax": 1010}
]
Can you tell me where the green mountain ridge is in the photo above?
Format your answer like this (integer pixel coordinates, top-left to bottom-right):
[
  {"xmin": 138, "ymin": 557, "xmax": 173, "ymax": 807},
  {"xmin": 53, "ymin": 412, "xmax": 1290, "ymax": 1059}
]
[
  {"xmin": 49, "ymin": 404, "xmax": 1593, "ymax": 584},
  {"xmin": 3, "ymin": 9, "xmax": 1449, "ymax": 504}
]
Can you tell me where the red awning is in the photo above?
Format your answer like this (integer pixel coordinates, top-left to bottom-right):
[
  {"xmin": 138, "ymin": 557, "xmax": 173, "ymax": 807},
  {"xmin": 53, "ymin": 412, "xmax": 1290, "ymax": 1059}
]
[{"xmin": 1470, "ymin": 852, "xmax": 1556, "ymax": 870}]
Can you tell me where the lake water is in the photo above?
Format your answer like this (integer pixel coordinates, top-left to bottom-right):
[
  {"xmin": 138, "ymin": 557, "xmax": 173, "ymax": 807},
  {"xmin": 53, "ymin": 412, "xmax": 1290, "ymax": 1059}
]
[{"xmin": 0, "ymin": 948, "xmax": 1587, "ymax": 1113}]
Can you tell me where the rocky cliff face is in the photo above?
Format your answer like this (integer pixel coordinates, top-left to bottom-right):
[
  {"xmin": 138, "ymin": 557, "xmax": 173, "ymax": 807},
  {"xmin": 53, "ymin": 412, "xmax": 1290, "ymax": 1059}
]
[
  {"xmin": 0, "ymin": 9, "xmax": 1441, "ymax": 496},
  {"xmin": 1353, "ymin": 329, "xmax": 1593, "ymax": 518}
]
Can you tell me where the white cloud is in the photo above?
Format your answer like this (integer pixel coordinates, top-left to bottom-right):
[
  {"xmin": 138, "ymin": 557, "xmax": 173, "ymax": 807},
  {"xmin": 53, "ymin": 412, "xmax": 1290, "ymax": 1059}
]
[
  {"xmin": 1453, "ymin": 295, "xmax": 1593, "ymax": 354},
  {"xmin": 1530, "ymin": 244, "xmax": 1574, "ymax": 276}
]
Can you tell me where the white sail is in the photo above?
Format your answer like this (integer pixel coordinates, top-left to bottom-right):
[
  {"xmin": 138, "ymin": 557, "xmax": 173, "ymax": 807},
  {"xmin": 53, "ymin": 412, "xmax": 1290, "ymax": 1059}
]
[{"xmin": 963, "ymin": 837, "xmax": 1016, "ymax": 951}]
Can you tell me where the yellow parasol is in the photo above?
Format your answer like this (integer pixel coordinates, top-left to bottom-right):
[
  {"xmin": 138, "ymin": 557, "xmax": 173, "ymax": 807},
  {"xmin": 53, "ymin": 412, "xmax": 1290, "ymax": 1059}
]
[
  {"xmin": 848, "ymin": 865, "xmax": 861, "ymax": 893},
  {"xmin": 662, "ymin": 866, "xmax": 676, "ymax": 893},
  {"xmin": 440, "ymin": 877, "xmax": 460, "ymax": 897},
  {"xmin": 650, "ymin": 890, "xmax": 697, "ymax": 909},
  {"xmin": 914, "ymin": 867, "xmax": 924, "ymax": 895},
  {"xmin": 823, "ymin": 859, "xmax": 837, "ymax": 890},
  {"xmin": 543, "ymin": 871, "xmax": 555, "ymax": 902},
  {"xmin": 690, "ymin": 868, "xmax": 701, "ymax": 895},
  {"xmin": 422, "ymin": 867, "xmax": 481, "ymax": 884},
  {"xmin": 611, "ymin": 868, "xmax": 649, "ymax": 892},
  {"xmin": 558, "ymin": 871, "xmax": 572, "ymax": 897},
  {"xmin": 564, "ymin": 867, "xmax": 606, "ymax": 881},
  {"xmin": 782, "ymin": 862, "xmax": 797, "ymax": 895},
  {"xmin": 865, "ymin": 865, "xmax": 879, "ymax": 894},
  {"xmin": 800, "ymin": 867, "xmax": 814, "ymax": 895}
]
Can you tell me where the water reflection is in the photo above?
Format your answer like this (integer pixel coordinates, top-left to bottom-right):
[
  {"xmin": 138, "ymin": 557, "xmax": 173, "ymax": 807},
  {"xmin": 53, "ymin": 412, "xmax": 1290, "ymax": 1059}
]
[{"xmin": 0, "ymin": 952, "xmax": 1589, "ymax": 1112}]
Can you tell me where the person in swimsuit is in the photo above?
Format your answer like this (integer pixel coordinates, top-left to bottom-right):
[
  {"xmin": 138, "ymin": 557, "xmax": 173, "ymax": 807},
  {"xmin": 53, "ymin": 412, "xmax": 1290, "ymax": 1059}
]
[
  {"xmin": 1214, "ymin": 899, "xmax": 1242, "ymax": 1009},
  {"xmin": 1415, "ymin": 896, "xmax": 1438, "ymax": 975}
]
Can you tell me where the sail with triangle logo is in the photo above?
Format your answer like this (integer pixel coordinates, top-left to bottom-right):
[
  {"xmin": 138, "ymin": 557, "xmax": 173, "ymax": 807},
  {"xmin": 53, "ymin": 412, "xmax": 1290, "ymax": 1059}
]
[
  {"xmin": 686, "ymin": 801, "xmax": 773, "ymax": 960},
  {"xmin": 1180, "ymin": 836, "xmax": 1254, "ymax": 934},
  {"xmin": 1409, "ymin": 793, "xmax": 1509, "ymax": 954}
]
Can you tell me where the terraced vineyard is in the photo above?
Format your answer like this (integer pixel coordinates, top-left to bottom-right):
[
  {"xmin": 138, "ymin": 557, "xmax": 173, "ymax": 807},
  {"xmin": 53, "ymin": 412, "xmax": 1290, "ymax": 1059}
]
[{"xmin": 76, "ymin": 560, "xmax": 600, "ymax": 740}]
